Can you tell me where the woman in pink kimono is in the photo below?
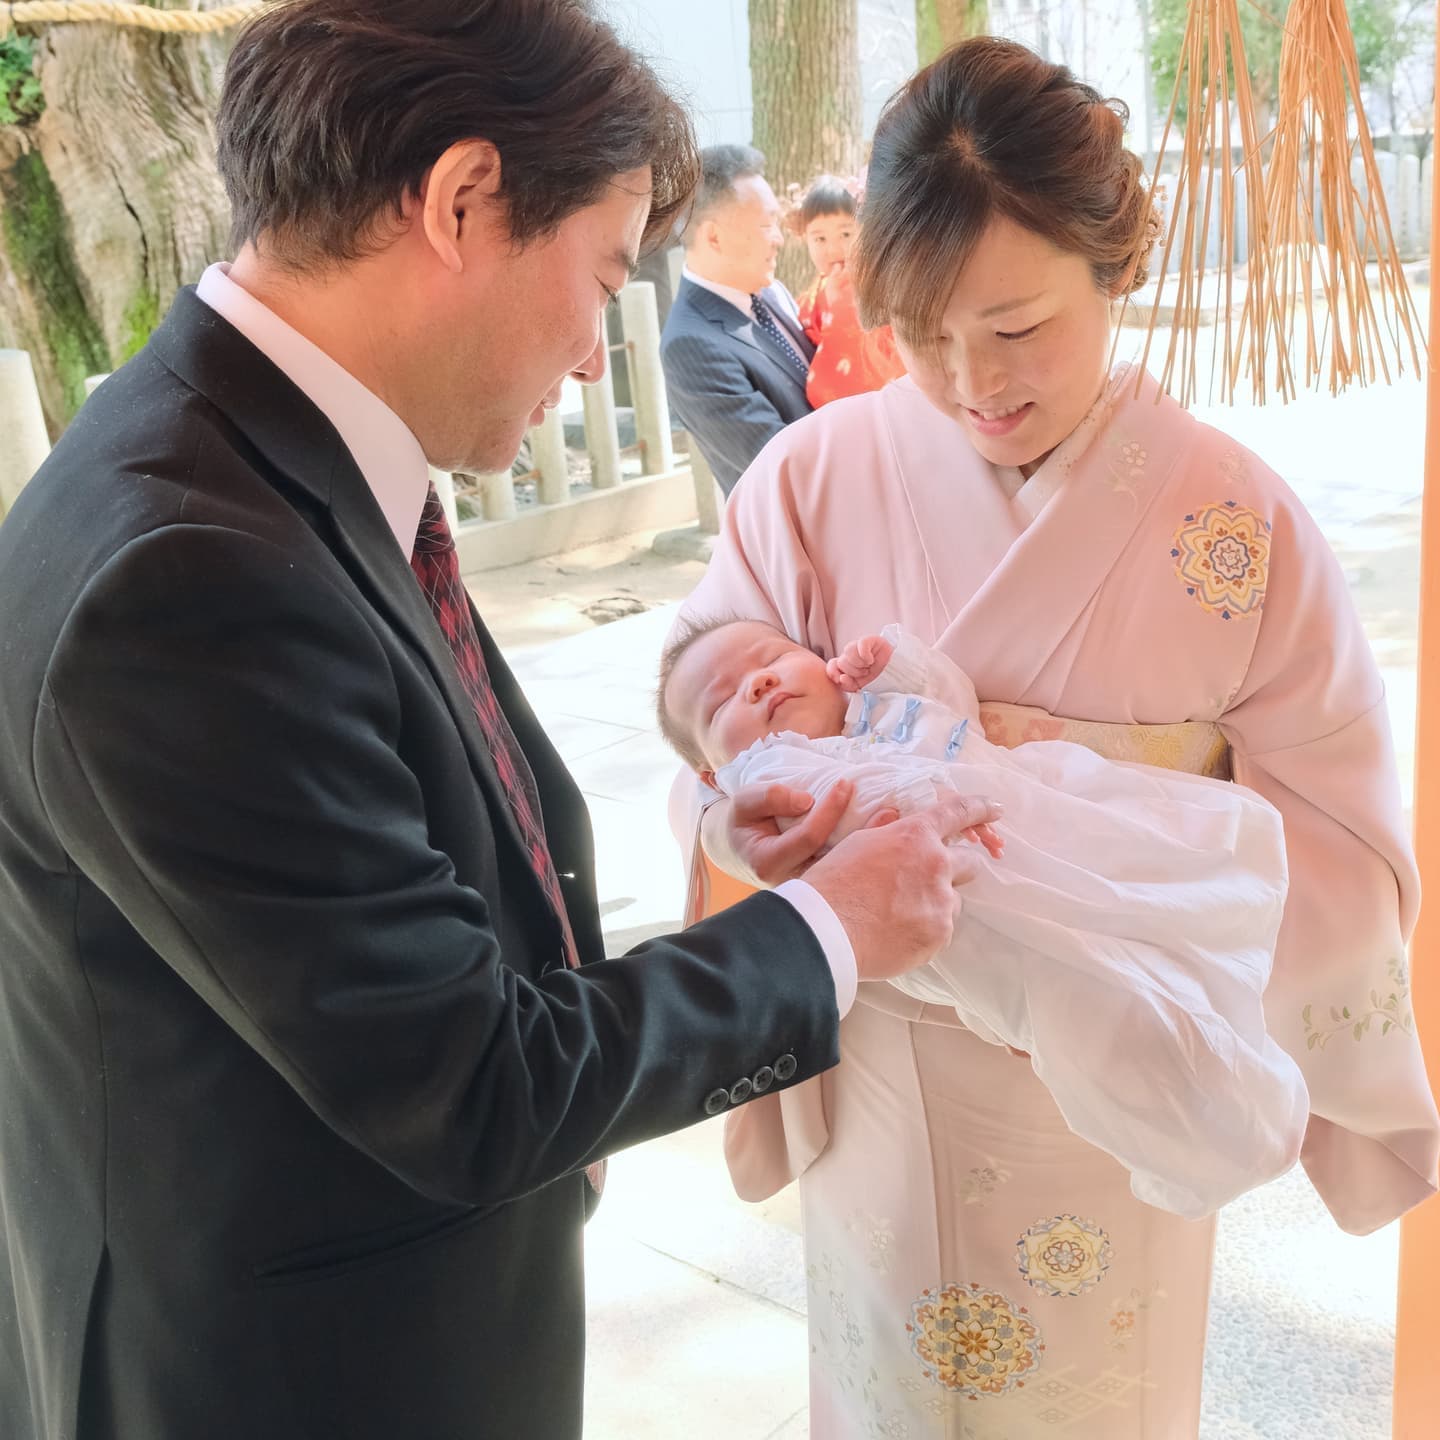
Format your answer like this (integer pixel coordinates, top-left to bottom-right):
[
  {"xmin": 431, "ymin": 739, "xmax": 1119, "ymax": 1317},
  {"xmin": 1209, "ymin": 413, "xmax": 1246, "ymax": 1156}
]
[{"xmin": 674, "ymin": 36, "xmax": 1440, "ymax": 1439}]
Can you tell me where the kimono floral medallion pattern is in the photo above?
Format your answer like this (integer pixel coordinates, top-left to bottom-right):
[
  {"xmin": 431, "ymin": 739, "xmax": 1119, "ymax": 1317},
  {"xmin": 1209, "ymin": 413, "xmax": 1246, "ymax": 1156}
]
[
  {"xmin": 1016, "ymin": 1216, "xmax": 1114, "ymax": 1299},
  {"xmin": 1171, "ymin": 501, "xmax": 1271, "ymax": 619},
  {"xmin": 907, "ymin": 1283, "xmax": 1044, "ymax": 1398}
]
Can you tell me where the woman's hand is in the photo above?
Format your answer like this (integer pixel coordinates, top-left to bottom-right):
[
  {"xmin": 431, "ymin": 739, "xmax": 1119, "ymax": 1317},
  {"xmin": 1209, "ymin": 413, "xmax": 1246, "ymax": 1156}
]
[
  {"xmin": 704, "ymin": 779, "xmax": 893, "ymax": 888},
  {"xmin": 963, "ymin": 821, "xmax": 1005, "ymax": 859}
]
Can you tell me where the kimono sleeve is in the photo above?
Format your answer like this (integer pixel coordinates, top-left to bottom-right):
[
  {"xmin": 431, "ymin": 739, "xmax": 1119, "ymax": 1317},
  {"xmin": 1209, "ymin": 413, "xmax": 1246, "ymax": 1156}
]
[
  {"xmin": 1220, "ymin": 489, "xmax": 1438, "ymax": 1234},
  {"xmin": 673, "ymin": 429, "xmax": 839, "ymax": 657},
  {"xmin": 666, "ymin": 436, "xmax": 837, "ymax": 876},
  {"xmin": 672, "ymin": 433, "xmax": 842, "ymax": 1200}
]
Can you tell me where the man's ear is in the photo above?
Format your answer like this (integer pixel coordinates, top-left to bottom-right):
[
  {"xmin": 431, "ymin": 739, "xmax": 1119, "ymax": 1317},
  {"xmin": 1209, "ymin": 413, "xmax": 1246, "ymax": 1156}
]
[
  {"xmin": 421, "ymin": 139, "xmax": 503, "ymax": 275},
  {"xmin": 700, "ymin": 769, "xmax": 720, "ymax": 791},
  {"xmin": 698, "ymin": 215, "xmax": 725, "ymax": 258}
]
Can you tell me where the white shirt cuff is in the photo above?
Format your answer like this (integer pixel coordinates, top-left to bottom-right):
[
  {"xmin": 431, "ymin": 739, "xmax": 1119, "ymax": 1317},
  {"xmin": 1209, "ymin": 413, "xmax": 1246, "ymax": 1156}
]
[{"xmin": 773, "ymin": 879, "xmax": 858, "ymax": 1019}]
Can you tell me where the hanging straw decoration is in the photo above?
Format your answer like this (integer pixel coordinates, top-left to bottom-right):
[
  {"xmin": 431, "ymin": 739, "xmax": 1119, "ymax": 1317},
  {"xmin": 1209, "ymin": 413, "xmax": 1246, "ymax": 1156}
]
[
  {"xmin": 1133, "ymin": 0, "xmax": 1425, "ymax": 405},
  {"xmin": 1263, "ymin": 0, "xmax": 1424, "ymax": 396},
  {"xmin": 1131, "ymin": 0, "xmax": 1278, "ymax": 407}
]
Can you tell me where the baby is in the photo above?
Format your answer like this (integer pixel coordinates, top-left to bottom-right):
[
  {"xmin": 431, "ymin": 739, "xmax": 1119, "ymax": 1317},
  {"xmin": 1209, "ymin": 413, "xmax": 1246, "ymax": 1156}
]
[{"xmin": 659, "ymin": 615, "xmax": 1310, "ymax": 1219}]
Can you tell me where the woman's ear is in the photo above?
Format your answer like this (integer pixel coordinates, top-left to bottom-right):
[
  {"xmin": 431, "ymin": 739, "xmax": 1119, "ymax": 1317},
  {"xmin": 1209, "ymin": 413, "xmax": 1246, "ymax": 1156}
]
[{"xmin": 1109, "ymin": 251, "xmax": 1142, "ymax": 301}]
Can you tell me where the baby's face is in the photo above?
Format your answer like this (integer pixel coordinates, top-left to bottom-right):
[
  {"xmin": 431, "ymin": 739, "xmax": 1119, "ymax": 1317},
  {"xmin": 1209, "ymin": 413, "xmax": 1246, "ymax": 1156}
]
[{"xmin": 667, "ymin": 621, "xmax": 848, "ymax": 771}]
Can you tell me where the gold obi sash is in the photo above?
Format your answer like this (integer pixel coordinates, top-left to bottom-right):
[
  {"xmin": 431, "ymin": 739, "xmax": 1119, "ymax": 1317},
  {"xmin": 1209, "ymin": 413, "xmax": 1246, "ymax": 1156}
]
[
  {"xmin": 976, "ymin": 702, "xmax": 1232, "ymax": 780},
  {"xmin": 682, "ymin": 703, "xmax": 1234, "ymax": 1003}
]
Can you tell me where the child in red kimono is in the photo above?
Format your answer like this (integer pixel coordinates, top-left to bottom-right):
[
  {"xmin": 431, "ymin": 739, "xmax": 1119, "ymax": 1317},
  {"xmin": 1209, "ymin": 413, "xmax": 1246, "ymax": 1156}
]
[{"xmin": 791, "ymin": 176, "xmax": 906, "ymax": 407}]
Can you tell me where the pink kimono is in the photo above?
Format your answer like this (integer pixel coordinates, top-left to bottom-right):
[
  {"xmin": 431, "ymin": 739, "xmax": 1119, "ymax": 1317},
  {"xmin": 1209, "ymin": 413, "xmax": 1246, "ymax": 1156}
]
[{"xmin": 675, "ymin": 365, "xmax": 1439, "ymax": 1438}]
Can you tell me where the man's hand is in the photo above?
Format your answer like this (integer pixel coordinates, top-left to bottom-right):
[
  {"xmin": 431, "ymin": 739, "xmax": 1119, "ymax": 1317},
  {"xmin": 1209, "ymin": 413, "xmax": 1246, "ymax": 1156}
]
[
  {"xmin": 825, "ymin": 634, "xmax": 894, "ymax": 693},
  {"xmin": 805, "ymin": 791, "xmax": 1002, "ymax": 981},
  {"xmin": 704, "ymin": 780, "xmax": 872, "ymax": 889}
]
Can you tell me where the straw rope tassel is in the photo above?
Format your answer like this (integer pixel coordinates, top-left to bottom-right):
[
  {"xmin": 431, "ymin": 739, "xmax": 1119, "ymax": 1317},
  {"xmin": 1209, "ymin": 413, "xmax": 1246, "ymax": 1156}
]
[
  {"xmin": 1130, "ymin": 1, "xmax": 1279, "ymax": 407},
  {"xmin": 1136, "ymin": 0, "xmax": 1425, "ymax": 404},
  {"xmin": 1264, "ymin": 0, "xmax": 1424, "ymax": 395}
]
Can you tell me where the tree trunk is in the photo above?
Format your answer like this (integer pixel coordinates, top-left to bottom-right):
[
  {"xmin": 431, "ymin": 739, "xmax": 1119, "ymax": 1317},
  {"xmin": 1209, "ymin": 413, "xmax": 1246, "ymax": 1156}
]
[
  {"xmin": 749, "ymin": 0, "xmax": 863, "ymax": 294},
  {"xmin": 915, "ymin": 0, "xmax": 989, "ymax": 67},
  {"xmin": 0, "ymin": 1, "xmax": 235, "ymax": 434}
]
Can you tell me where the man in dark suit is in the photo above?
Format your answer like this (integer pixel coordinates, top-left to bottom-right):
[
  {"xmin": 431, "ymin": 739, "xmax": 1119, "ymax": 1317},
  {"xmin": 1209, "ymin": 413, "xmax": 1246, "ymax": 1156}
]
[
  {"xmin": 660, "ymin": 144, "xmax": 815, "ymax": 495},
  {"xmin": 0, "ymin": 4, "xmax": 996, "ymax": 1438}
]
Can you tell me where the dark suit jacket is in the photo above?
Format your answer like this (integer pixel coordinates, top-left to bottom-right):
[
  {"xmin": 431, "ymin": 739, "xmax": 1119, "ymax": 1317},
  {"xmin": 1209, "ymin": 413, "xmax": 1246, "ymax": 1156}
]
[
  {"xmin": 0, "ymin": 291, "xmax": 838, "ymax": 1440},
  {"xmin": 660, "ymin": 277, "xmax": 814, "ymax": 495}
]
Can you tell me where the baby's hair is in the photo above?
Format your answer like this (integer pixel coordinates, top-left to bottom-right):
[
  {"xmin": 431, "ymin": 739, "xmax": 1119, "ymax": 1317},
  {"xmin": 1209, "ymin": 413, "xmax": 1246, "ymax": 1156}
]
[
  {"xmin": 655, "ymin": 613, "xmax": 791, "ymax": 772},
  {"xmin": 785, "ymin": 174, "xmax": 859, "ymax": 239}
]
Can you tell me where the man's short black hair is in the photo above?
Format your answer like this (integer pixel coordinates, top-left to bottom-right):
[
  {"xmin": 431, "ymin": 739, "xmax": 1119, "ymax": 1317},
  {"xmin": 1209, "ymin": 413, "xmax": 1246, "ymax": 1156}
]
[
  {"xmin": 217, "ymin": 0, "xmax": 699, "ymax": 272},
  {"xmin": 682, "ymin": 143, "xmax": 767, "ymax": 245}
]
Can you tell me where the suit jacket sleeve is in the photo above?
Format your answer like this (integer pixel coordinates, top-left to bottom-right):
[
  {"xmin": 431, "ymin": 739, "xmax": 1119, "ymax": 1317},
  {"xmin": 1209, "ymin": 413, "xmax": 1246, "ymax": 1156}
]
[
  {"xmin": 33, "ymin": 525, "xmax": 839, "ymax": 1208},
  {"xmin": 663, "ymin": 330, "xmax": 796, "ymax": 490}
]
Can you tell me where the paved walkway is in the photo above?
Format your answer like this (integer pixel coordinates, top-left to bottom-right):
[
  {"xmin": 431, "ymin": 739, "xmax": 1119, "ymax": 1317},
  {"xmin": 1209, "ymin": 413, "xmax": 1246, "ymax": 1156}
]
[{"xmin": 491, "ymin": 364, "xmax": 1428, "ymax": 1439}]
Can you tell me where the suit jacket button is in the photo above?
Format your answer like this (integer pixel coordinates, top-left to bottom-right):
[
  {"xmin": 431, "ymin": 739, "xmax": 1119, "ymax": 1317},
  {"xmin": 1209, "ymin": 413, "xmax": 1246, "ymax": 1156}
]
[
  {"xmin": 752, "ymin": 1065, "xmax": 775, "ymax": 1094},
  {"xmin": 704, "ymin": 1087, "xmax": 730, "ymax": 1116},
  {"xmin": 729, "ymin": 1077, "xmax": 754, "ymax": 1105},
  {"xmin": 774, "ymin": 1053, "xmax": 798, "ymax": 1082}
]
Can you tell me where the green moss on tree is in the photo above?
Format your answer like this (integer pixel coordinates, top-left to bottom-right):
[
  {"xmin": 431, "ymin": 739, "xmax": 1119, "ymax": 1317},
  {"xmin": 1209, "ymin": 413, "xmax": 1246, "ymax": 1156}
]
[
  {"xmin": 120, "ymin": 287, "xmax": 160, "ymax": 362},
  {"xmin": 0, "ymin": 37, "xmax": 45, "ymax": 127},
  {"xmin": 915, "ymin": 0, "xmax": 988, "ymax": 67},
  {"xmin": 1, "ymin": 150, "xmax": 111, "ymax": 419}
]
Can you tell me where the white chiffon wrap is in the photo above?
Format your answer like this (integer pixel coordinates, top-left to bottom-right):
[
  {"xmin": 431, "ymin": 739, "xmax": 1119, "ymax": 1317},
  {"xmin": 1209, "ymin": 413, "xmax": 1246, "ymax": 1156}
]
[{"xmin": 714, "ymin": 627, "xmax": 1309, "ymax": 1218}]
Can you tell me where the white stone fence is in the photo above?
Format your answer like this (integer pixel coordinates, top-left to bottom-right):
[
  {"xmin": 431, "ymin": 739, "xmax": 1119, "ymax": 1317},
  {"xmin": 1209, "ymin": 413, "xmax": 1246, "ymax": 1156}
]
[
  {"xmin": 0, "ymin": 279, "xmax": 721, "ymax": 570},
  {"xmin": 1150, "ymin": 151, "xmax": 1433, "ymax": 275}
]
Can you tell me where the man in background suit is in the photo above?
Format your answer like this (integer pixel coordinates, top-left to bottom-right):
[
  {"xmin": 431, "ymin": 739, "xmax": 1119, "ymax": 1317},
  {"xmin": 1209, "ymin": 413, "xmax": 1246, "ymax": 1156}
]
[
  {"xmin": 0, "ymin": 4, "xmax": 997, "ymax": 1438},
  {"xmin": 660, "ymin": 144, "xmax": 814, "ymax": 495}
]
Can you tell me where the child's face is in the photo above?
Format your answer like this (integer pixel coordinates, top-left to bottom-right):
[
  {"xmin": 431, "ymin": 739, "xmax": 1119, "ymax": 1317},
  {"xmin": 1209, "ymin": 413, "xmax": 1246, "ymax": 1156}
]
[
  {"xmin": 666, "ymin": 621, "xmax": 848, "ymax": 775},
  {"xmin": 804, "ymin": 211, "xmax": 857, "ymax": 277}
]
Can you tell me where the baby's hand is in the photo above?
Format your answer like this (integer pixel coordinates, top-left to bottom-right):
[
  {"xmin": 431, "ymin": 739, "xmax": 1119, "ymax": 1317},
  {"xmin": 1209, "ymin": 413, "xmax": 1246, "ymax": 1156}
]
[
  {"xmin": 826, "ymin": 634, "xmax": 895, "ymax": 693},
  {"xmin": 963, "ymin": 822, "xmax": 1005, "ymax": 860}
]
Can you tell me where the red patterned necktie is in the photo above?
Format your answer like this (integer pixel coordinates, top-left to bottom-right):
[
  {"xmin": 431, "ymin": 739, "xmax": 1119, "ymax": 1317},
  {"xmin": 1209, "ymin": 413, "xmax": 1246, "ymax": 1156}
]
[
  {"xmin": 410, "ymin": 485, "xmax": 604, "ymax": 1195},
  {"xmin": 409, "ymin": 483, "xmax": 579, "ymax": 971}
]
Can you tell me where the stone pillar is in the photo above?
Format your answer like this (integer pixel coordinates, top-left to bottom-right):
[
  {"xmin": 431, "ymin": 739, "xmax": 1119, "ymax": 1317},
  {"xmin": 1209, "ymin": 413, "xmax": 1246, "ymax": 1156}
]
[
  {"xmin": 476, "ymin": 470, "xmax": 516, "ymax": 522},
  {"xmin": 1374, "ymin": 150, "xmax": 1400, "ymax": 259},
  {"xmin": 0, "ymin": 350, "xmax": 52, "ymax": 515},
  {"xmin": 1230, "ymin": 169, "xmax": 1250, "ymax": 269},
  {"xmin": 1399, "ymin": 154, "xmax": 1422, "ymax": 259},
  {"xmin": 1202, "ymin": 166, "xmax": 1224, "ymax": 271},
  {"xmin": 1422, "ymin": 153, "xmax": 1434, "ymax": 258},
  {"xmin": 1351, "ymin": 155, "xmax": 1373, "ymax": 258},
  {"xmin": 690, "ymin": 443, "xmax": 721, "ymax": 536},
  {"xmin": 530, "ymin": 407, "xmax": 570, "ymax": 506},
  {"xmin": 581, "ymin": 349, "xmax": 622, "ymax": 491},
  {"xmin": 619, "ymin": 281, "xmax": 674, "ymax": 477}
]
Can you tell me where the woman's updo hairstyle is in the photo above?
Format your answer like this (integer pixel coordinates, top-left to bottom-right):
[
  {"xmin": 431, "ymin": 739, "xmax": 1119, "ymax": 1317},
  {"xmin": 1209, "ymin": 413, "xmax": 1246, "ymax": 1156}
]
[{"xmin": 852, "ymin": 37, "xmax": 1160, "ymax": 352}]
